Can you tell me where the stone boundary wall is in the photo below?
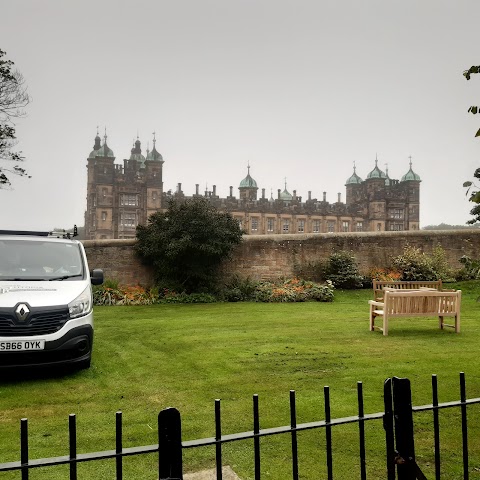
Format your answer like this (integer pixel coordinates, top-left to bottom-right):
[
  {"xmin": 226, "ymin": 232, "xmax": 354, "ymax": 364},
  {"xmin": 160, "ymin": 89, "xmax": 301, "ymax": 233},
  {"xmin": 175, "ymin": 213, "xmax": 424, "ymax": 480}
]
[{"xmin": 82, "ymin": 230, "xmax": 480, "ymax": 286}]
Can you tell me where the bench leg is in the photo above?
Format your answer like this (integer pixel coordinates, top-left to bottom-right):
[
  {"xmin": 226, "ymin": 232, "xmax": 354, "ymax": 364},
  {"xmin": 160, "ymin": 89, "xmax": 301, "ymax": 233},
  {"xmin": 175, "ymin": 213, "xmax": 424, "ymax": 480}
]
[
  {"xmin": 383, "ymin": 315, "xmax": 388, "ymax": 336},
  {"xmin": 369, "ymin": 305, "xmax": 375, "ymax": 331},
  {"xmin": 456, "ymin": 313, "xmax": 460, "ymax": 333},
  {"xmin": 439, "ymin": 316, "xmax": 444, "ymax": 330}
]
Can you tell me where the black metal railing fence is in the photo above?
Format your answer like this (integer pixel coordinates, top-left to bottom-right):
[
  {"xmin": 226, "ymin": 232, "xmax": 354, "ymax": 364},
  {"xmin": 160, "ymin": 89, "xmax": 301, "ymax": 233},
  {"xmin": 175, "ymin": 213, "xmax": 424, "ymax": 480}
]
[{"xmin": 1, "ymin": 373, "xmax": 479, "ymax": 479}]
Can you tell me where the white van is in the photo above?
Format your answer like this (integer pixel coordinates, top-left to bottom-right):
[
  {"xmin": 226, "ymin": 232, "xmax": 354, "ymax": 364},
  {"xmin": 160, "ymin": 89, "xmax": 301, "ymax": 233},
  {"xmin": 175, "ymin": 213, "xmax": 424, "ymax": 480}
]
[{"xmin": 0, "ymin": 228, "xmax": 103, "ymax": 370}]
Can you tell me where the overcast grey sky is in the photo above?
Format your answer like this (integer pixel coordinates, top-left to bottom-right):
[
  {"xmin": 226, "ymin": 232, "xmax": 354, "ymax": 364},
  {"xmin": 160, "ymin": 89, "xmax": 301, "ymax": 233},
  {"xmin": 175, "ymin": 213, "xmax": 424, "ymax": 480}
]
[{"xmin": 1, "ymin": 0, "xmax": 480, "ymax": 230}]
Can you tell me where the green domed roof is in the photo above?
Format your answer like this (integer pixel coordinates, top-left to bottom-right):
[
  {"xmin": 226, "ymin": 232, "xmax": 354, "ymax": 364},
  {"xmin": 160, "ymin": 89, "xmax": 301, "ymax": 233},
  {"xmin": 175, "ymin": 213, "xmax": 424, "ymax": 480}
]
[
  {"xmin": 146, "ymin": 134, "xmax": 164, "ymax": 162},
  {"xmin": 346, "ymin": 166, "xmax": 363, "ymax": 185},
  {"xmin": 401, "ymin": 161, "xmax": 421, "ymax": 181},
  {"xmin": 366, "ymin": 159, "xmax": 386, "ymax": 179},
  {"xmin": 89, "ymin": 131, "xmax": 115, "ymax": 159},
  {"xmin": 280, "ymin": 188, "xmax": 293, "ymax": 201},
  {"xmin": 239, "ymin": 166, "xmax": 258, "ymax": 189},
  {"xmin": 146, "ymin": 146, "xmax": 163, "ymax": 162},
  {"xmin": 89, "ymin": 142, "xmax": 114, "ymax": 159}
]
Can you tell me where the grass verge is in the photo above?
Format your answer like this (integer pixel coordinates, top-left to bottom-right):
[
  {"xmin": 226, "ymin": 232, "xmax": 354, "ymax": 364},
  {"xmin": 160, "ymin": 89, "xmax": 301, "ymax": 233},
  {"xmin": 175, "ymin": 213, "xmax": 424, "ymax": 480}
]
[{"xmin": 1, "ymin": 281, "xmax": 480, "ymax": 479}]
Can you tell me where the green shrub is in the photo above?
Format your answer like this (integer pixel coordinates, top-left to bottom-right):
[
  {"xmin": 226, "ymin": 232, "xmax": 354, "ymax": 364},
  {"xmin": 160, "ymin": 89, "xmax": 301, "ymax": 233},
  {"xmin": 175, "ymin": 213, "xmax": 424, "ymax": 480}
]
[
  {"xmin": 253, "ymin": 278, "xmax": 334, "ymax": 303},
  {"xmin": 457, "ymin": 255, "xmax": 480, "ymax": 280},
  {"xmin": 322, "ymin": 251, "xmax": 364, "ymax": 289},
  {"xmin": 159, "ymin": 292, "xmax": 217, "ymax": 304},
  {"xmin": 222, "ymin": 275, "xmax": 259, "ymax": 302},
  {"xmin": 390, "ymin": 245, "xmax": 455, "ymax": 281},
  {"xmin": 93, "ymin": 284, "xmax": 159, "ymax": 306}
]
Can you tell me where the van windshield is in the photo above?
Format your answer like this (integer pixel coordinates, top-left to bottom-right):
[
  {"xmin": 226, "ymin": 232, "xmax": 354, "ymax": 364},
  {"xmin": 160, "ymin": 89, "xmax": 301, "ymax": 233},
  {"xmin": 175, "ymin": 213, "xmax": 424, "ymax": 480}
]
[{"xmin": 0, "ymin": 240, "xmax": 85, "ymax": 281}]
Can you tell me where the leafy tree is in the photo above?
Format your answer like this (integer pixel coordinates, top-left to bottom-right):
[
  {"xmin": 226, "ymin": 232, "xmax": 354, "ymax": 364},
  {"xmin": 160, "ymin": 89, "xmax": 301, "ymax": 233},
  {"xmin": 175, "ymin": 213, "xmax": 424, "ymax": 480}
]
[
  {"xmin": 463, "ymin": 65, "xmax": 480, "ymax": 223},
  {"xmin": 0, "ymin": 48, "xmax": 31, "ymax": 187},
  {"xmin": 135, "ymin": 198, "xmax": 244, "ymax": 293}
]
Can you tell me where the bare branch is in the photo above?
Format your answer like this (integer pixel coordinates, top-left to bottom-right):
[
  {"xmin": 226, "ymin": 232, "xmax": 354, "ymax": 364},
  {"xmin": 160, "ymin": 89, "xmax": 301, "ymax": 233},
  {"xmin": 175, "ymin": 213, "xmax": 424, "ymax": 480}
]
[{"xmin": 0, "ymin": 49, "xmax": 31, "ymax": 187}]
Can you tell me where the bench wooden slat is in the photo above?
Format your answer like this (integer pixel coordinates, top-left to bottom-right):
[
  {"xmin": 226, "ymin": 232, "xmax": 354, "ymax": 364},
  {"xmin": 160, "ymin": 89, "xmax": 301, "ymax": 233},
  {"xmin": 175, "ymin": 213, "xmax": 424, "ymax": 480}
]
[
  {"xmin": 372, "ymin": 280, "xmax": 443, "ymax": 302},
  {"xmin": 368, "ymin": 290, "xmax": 461, "ymax": 336}
]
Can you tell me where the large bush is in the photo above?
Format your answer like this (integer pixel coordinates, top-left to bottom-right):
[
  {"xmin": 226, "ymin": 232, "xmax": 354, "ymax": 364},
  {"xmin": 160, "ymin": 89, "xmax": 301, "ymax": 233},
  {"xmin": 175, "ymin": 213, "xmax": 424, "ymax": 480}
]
[
  {"xmin": 135, "ymin": 198, "xmax": 243, "ymax": 293},
  {"xmin": 390, "ymin": 245, "xmax": 455, "ymax": 281},
  {"xmin": 322, "ymin": 251, "xmax": 364, "ymax": 289}
]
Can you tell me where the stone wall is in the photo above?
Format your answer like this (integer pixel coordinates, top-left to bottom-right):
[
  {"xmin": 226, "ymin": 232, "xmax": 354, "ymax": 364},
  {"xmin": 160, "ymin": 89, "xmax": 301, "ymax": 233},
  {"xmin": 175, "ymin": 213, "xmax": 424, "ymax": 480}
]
[
  {"xmin": 83, "ymin": 239, "xmax": 154, "ymax": 286},
  {"xmin": 82, "ymin": 230, "xmax": 480, "ymax": 286}
]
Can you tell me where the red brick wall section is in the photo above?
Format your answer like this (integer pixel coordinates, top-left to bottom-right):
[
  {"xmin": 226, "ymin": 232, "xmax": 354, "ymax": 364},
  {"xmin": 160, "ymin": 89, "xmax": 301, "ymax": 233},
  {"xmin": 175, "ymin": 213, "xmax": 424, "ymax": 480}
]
[{"xmin": 82, "ymin": 230, "xmax": 480, "ymax": 286}]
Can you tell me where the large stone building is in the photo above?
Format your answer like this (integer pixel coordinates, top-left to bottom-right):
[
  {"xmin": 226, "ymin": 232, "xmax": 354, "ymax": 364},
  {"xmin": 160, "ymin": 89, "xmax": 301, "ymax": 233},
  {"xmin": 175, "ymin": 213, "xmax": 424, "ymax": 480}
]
[{"xmin": 84, "ymin": 131, "xmax": 421, "ymax": 239}]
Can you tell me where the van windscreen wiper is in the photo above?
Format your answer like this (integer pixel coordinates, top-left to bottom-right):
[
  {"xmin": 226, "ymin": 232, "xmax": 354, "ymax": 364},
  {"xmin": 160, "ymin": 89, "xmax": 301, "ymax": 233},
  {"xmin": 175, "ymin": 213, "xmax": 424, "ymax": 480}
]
[{"xmin": 48, "ymin": 274, "xmax": 83, "ymax": 281}]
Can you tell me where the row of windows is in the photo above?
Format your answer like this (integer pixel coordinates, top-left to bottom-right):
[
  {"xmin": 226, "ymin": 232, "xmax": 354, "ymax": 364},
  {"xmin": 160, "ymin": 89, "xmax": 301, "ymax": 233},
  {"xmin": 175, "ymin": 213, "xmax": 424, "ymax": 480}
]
[
  {"xmin": 92, "ymin": 212, "xmax": 138, "ymax": 228},
  {"xmin": 239, "ymin": 218, "xmax": 364, "ymax": 233},
  {"xmin": 92, "ymin": 192, "xmax": 159, "ymax": 207}
]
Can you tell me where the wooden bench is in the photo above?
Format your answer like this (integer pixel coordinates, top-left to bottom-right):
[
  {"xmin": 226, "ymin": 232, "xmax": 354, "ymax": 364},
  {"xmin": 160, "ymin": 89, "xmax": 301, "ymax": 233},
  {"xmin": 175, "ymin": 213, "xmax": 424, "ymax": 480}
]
[
  {"xmin": 369, "ymin": 289, "xmax": 461, "ymax": 336},
  {"xmin": 373, "ymin": 280, "xmax": 443, "ymax": 301}
]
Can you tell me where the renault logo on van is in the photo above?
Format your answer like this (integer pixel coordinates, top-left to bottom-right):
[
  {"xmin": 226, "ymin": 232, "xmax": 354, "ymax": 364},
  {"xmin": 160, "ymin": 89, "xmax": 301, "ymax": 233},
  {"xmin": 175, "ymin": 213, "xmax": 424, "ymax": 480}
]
[{"xmin": 15, "ymin": 304, "xmax": 30, "ymax": 322}]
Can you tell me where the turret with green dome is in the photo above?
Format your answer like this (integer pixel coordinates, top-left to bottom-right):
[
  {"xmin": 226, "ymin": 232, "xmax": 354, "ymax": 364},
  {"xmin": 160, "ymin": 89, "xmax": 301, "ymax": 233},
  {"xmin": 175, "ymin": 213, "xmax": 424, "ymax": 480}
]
[
  {"xmin": 401, "ymin": 157, "xmax": 421, "ymax": 182},
  {"xmin": 345, "ymin": 163, "xmax": 363, "ymax": 206},
  {"xmin": 366, "ymin": 156, "xmax": 387, "ymax": 180},
  {"xmin": 345, "ymin": 163, "xmax": 363, "ymax": 185},
  {"xmin": 239, "ymin": 164, "xmax": 258, "ymax": 200},
  {"xmin": 88, "ymin": 128, "xmax": 115, "ymax": 159}
]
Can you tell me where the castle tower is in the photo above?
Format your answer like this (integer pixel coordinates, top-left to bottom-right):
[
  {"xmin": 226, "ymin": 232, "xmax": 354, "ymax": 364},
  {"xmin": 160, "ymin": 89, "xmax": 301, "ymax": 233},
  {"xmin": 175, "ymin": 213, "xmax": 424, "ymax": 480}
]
[
  {"xmin": 238, "ymin": 165, "xmax": 258, "ymax": 201},
  {"xmin": 85, "ymin": 129, "xmax": 116, "ymax": 239},
  {"xmin": 345, "ymin": 163, "xmax": 363, "ymax": 206},
  {"xmin": 144, "ymin": 132, "xmax": 164, "ymax": 219},
  {"xmin": 364, "ymin": 156, "xmax": 387, "ymax": 231},
  {"xmin": 400, "ymin": 157, "xmax": 421, "ymax": 230}
]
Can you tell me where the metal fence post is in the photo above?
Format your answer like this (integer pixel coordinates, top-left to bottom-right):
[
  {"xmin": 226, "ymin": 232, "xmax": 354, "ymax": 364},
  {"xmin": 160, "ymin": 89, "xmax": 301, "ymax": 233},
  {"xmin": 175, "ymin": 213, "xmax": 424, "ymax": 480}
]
[
  {"xmin": 158, "ymin": 407, "xmax": 183, "ymax": 480},
  {"xmin": 383, "ymin": 378, "xmax": 396, "ymax": 480},
  {"xmin": 392, "ymin": 377, "xmax": 428, "ymax": 480}
]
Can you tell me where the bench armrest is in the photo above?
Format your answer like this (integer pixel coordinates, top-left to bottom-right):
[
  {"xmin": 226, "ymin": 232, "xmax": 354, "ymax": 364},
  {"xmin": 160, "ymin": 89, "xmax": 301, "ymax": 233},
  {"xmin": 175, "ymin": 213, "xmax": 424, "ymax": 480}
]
[{"xmin": 368, "ymin": 300, "xmax": 384, "ymax": 307}]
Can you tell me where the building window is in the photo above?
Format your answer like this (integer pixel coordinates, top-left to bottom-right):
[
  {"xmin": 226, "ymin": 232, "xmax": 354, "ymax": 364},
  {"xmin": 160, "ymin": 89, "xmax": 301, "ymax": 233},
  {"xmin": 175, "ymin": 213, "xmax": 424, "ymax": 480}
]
[
  {"xmin": 93, "ymin": 195, "xmax": 97, "ymax": 207},
  {"xmin": 267, "ymin": 218, "xmax": 274, "ymax": 232},
  {"xmin": 389, "ymin": 223, "xmax": 404, "ymax": 231},
  {"xmin": 389, "ymin": 208, "xmax": 403, "ymax": 219},
  {"xmin": 101, "ymin": 211, "xmax": 107, "ymax": 221},
  {"xmin": 327, "ymin": 221, "xmax": 335, "ymax": 233},
  {"xmin": 103, "ymin": 166, "xmax": 107, "ymax": 174},
  {"xmin": 120, "ymin": 194, "xmax": 138, "ymax": 206},
  {"xmin": 235, "ymin": 217, "xmax": 243, "ymax": 229},
  {"xmin": 102, "ymin": 188, "xmax": 107, "ymax": 199},
  {"xmin": 377, "ymin": 223, "xmax": 382, "ymax": 231},
  {"xmin": 283, "ymin": 219, "xmax": 290, "ymax": 233},
  {"xmin": 120, "ymin": 212, "xmax": 136, "ymax": 227},
  {"xmin": 356, "ymin": 221, "xmax": 363, "ymax": 232},
  {"xmin": 342, "ymin": 221, "xmax": 349, "ymax": 232},
  {"xmin": 298, "ymin": 220, "xmax": 305, "ymax": 233},
  {"xmin": 152, "ymin": 191, "xmax": 157, "ymax": 201},
  {"xmin": 313, "ymin": 220, "xmax": 321, "ymax": 233},
  {"xmin": 251, "ymin": 218, "xmax": 258, "ymax": 232}
]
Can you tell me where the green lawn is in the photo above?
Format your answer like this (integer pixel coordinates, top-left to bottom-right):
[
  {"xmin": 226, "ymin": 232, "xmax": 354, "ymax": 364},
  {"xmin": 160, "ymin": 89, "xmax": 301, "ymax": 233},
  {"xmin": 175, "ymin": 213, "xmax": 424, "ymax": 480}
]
[{"xmin": 1, "ymin": 282, "xmax": 480, "ymax": 479}]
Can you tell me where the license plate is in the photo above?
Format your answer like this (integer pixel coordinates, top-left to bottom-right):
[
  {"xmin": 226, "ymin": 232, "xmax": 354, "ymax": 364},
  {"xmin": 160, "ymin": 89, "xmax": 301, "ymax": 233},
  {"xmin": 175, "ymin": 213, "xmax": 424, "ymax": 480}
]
[{"xmin": 0, "ymin": 340, "xmax": 45, "ymax": 351}]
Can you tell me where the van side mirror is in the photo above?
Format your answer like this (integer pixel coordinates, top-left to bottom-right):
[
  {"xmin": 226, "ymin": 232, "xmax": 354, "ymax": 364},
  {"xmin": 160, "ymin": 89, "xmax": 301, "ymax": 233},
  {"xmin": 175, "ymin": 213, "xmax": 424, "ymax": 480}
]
[{"xmin": 90, "ymin": 269, "xmax": 104, "ymax": 285}]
